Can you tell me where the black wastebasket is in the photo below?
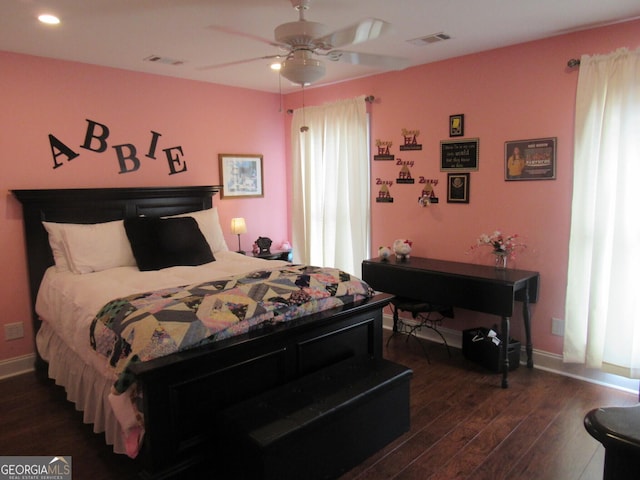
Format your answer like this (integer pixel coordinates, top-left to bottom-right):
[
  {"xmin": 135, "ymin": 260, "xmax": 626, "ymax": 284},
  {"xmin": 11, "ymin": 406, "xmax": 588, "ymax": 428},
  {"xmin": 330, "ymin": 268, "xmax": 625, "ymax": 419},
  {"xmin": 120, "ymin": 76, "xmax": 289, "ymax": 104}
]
[{"xmin": 462, "ymin": 327, "xmax": 520, "ymax": 372}]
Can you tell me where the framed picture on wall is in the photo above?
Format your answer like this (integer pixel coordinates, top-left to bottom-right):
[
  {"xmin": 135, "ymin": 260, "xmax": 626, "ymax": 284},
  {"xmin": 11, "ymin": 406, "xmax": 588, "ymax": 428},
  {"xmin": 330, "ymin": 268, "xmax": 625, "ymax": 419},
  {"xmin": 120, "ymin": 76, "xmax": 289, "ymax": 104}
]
[
  {"xmin": 218, "ymin": 154, "xmax": 264, "ymax": 198},
  {"xmin": 440, "ymin": 139, "xmax": 479, "ymax": 171},
  {"xmin": 447, "ymin": 173, "xmax": 470, "ymax": 203},
  {"xmin": 504, "ymin": 137, "xmax": 557, "ymax": 181},
  {"xmin": 449, "ymin": 114, "xmax": 464, "ymax": 137}
]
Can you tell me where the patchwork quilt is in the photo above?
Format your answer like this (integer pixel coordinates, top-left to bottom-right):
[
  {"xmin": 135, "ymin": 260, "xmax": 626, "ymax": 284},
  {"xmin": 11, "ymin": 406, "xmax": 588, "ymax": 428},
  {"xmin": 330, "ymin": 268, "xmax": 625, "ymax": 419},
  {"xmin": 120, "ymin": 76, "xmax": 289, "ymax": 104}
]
[{"xmin": 90, "ymin": 265, "xmax": 375, "ymax": 394}]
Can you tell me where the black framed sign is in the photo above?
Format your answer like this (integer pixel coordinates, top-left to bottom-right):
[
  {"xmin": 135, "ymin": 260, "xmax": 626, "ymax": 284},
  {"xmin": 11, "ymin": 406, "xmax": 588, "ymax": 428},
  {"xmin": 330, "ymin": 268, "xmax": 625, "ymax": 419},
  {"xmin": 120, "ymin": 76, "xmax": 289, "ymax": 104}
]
[
  {"xmin": 440, "ymin": 139, "xmax": 479, "ymax": 171},
  {"xmin": 447, "ymin": 173, "xmax": 470, "ymax": 203},
  {"xmin": 504, "ymin": 137, "xmax": 557, "ymax": 181},
  {"xmin": 449, "ymin": 114, "xmax": 464, "ymax": 137}
]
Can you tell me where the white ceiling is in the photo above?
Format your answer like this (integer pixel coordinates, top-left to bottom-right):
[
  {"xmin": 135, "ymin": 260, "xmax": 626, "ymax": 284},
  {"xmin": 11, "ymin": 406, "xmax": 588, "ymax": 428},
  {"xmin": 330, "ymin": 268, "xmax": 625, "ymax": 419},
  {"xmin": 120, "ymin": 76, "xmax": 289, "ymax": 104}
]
[{"xmin": 2, "ymin": 0, "xmax": 639, "ymax": 94}]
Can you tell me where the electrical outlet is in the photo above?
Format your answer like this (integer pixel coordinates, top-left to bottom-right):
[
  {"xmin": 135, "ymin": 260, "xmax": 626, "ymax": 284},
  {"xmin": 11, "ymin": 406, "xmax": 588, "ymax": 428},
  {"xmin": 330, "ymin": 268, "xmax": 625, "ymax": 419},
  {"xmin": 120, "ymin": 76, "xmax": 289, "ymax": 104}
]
[
  {"xmin": 551, "ymin": 317, "xmax": 565, "ymax": 336},
  {"xmin": 4, "ymin": 322, "xmax": 24, "ymax": 340}
]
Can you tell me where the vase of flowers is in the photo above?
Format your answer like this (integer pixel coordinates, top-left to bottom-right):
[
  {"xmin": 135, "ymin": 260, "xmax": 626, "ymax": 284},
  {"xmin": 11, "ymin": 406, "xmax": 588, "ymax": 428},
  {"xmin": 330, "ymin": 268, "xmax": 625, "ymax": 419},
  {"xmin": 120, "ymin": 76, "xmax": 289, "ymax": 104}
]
[
  {"xmin": 494, "ymin": 252, "xmax": 508, "ymax": 270},
  {"xmin": 469, "ymin": 230, "xmax": 526, "ymax": 269}
]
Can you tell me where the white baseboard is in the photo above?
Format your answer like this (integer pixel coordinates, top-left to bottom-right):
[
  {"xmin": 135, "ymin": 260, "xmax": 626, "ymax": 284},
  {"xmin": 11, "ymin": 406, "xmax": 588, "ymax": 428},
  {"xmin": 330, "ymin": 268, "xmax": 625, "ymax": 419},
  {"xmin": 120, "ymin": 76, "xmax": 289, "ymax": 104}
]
[
  {"xmin": 383, "ymin": 314, "xmax": 639, "ymax": 396},
  {"xmin": 0, "ymin": 353, "xmax": 36, "ymax": 380},
  {"xmin": 3, "ymin": 319, "xmax": 638, "ymax": 397}
]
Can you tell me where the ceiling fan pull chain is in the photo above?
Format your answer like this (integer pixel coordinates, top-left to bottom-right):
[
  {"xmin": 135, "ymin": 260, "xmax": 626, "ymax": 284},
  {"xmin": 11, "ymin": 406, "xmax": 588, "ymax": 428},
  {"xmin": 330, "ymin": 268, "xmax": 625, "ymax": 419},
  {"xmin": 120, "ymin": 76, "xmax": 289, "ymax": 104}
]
[{"xmin": 300, "ymin": 85, "xmax": 309, "ymax": 132}]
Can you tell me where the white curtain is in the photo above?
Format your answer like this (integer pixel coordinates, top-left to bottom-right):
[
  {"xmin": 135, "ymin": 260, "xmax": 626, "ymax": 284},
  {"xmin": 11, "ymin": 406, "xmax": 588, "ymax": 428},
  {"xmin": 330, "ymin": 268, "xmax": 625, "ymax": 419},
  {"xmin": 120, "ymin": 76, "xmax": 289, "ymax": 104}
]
[
  {"xmin": 291, "ymin": 95, "xmax": 370, "ymax": 276},
  {"xmin": 564, "ymin": 47, "xmax": 640, "ymax": 378}
]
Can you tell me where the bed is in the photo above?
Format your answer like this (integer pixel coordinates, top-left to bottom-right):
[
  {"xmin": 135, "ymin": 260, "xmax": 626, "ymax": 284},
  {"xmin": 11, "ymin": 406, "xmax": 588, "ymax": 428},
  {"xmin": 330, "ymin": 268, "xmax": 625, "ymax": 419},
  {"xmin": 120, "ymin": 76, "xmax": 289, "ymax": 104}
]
[{"xmin": 13, "ymin": 185, "xmax": 391, "ymax": 479}]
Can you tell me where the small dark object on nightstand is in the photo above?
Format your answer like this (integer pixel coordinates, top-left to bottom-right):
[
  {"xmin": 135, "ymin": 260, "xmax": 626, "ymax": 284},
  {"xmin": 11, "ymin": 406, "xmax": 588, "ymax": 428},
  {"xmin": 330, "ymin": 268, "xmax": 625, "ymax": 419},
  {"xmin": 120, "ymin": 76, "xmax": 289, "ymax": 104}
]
[{"xmin": 256, "ymin": 236, "xmax": 272, "ymax": 254}]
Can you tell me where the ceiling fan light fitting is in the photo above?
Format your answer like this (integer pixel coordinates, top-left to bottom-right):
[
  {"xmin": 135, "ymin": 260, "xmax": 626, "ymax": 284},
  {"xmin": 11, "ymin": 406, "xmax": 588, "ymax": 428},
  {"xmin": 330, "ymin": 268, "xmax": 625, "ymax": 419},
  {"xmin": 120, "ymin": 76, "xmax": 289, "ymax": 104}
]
[{"xmin": 280, "ymin": 51, "xmax": 325, "ymax": 85}]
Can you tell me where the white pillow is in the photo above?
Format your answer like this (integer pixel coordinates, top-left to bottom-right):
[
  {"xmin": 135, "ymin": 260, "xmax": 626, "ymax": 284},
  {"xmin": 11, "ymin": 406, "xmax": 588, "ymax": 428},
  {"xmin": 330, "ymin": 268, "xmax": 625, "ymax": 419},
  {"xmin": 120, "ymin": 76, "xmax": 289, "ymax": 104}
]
[
  {"xmin": 43, "ymin": 220, "xmax": 137, "ymax": 274},
  {"xmin": 42, "ymin": 221, "xmax": 71, "ymax": 272},
  {"xmin": 165, "ymin": 208, "xmax": 229, "ymax": 253}
]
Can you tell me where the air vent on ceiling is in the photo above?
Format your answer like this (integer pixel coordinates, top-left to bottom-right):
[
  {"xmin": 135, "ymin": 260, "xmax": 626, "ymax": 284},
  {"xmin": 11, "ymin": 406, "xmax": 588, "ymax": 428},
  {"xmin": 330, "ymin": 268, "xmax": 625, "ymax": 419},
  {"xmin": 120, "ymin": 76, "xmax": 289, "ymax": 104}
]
[
  {"xmin": 143, "ymin": 55, "xmax": 185, "ymax": 66},
  {"xmin": 407, "ymin": 32, "xmax": 451, "ymax": 46}
]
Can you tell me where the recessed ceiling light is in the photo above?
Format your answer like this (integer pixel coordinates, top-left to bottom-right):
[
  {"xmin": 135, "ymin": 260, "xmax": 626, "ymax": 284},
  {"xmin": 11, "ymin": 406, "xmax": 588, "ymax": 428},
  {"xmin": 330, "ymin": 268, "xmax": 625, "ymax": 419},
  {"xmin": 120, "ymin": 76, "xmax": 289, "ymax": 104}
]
[
  {"xmin": 270, "ymin": 62, "xmax": 282, "ymax": 71},
  {"xmin": 38, "ymin": 14, "xmax": 60, "ymax": 25}
]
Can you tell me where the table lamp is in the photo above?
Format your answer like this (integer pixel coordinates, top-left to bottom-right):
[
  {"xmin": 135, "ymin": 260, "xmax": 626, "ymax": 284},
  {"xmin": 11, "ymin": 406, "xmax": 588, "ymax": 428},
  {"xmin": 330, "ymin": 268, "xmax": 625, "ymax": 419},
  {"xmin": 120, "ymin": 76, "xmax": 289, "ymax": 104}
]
[{"xmin": 230, "ymin": 217, "xmax": 247, "ymax": 254}]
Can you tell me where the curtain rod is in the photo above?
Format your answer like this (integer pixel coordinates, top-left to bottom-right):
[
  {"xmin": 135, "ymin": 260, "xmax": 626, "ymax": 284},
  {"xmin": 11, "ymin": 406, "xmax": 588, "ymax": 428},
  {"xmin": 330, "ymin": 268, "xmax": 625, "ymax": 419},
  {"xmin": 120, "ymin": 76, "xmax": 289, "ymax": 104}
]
[
  {"xmin": 286, "ymin": 95, "xmax": 375, "ymax": 114},
  {"xmin": 567, "ymin": 58, "xmax": 581, "ymax": 68}
]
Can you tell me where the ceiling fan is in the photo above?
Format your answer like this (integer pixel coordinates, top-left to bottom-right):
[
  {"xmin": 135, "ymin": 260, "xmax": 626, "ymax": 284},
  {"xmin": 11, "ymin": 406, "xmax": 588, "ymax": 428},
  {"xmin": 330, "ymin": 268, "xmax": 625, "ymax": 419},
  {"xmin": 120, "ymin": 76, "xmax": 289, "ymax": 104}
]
[{"xmin": 201, "ymin": 0, "xmax": 409, "ymax": 86}]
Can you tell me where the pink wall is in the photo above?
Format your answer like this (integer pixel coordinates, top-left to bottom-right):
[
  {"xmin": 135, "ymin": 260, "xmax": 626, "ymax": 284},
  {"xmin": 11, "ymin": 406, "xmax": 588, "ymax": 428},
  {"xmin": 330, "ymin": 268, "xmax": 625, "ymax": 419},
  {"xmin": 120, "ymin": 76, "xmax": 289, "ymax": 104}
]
[
  {"xmin": 283, "ymin": 20, "xmax": 640, "ymax": 355},
  {"xmin": 2, "ymin": 19, "xmax": 638, "ymax": 365},
  {"xmin": 0, "ymin": 52, "xmax": 287, "ymax": 361}
]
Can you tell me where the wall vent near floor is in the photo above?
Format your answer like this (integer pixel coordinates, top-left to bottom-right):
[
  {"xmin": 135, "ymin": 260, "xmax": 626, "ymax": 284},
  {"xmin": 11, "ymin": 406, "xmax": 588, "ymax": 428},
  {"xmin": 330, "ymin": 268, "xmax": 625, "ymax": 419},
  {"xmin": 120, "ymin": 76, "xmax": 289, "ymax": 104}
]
[{"xmin": 407, "ymin": 32, "xmax": 451, "ymax": 46}]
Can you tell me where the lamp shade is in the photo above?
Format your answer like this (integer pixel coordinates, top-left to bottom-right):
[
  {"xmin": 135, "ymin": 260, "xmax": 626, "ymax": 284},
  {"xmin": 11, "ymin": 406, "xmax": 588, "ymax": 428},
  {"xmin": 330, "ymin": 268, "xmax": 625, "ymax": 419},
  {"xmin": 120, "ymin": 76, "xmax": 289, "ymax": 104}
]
[{"xmin": 230, "ymin": 217, "xmax": 247, "ymax": 235}]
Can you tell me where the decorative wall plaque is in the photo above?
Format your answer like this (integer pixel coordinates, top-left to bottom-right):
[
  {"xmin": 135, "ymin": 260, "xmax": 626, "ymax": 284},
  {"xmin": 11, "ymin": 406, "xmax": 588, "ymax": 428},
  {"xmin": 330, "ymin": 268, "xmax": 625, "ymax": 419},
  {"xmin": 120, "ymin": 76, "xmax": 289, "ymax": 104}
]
[
  {"xmin": 399, "ymin": 128, "xmax": 422, "ymax": 151},
  {"xmin": 375, "ymin": 180, "xmax": 394, "ymax": 203},
  {"xmin": 374, "ymin": 140, "xmax": 394, "ymax": 160},
  {"xmin": 440, "ymin": 139, "xmax": 479, "ymax": 171},
  {"xmin": 396, "ymin": 165, "xmax": 415, "ymax": 184},
  {"xmin": 447, "ymin": 173, "xmax": 470, "ymax": 203}
]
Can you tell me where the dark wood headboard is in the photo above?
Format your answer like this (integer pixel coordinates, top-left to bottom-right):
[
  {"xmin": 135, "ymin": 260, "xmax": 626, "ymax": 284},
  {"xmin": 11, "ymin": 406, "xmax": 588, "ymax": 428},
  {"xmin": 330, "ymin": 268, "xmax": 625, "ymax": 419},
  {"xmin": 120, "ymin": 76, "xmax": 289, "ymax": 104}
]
[{"xmin": 12, "ymin": 185, "xmax": 222, "ymax": 340}]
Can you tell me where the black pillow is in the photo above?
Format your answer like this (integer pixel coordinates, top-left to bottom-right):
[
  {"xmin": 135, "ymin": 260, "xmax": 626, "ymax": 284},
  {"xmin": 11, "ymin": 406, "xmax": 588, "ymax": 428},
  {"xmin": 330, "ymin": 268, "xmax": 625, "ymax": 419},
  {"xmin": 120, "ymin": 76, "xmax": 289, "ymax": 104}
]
[{"xmin": 124, "ymin": 216, "xmax": 215, "ymax": 271}]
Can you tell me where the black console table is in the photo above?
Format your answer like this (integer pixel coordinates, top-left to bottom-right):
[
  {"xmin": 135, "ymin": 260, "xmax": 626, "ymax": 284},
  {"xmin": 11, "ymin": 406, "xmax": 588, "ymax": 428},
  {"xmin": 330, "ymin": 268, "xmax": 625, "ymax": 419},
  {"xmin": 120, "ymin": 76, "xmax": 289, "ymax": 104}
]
[{"xmin": 362, "ymin": 256, "xmax": 540, "ymax": 388}]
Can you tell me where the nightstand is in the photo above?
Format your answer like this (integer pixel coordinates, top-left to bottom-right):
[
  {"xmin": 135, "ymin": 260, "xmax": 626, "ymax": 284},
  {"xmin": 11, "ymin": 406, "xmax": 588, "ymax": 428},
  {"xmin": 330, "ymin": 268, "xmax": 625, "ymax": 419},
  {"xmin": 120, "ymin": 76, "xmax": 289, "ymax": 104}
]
[{"xmin": 254, "ymin": 250, "xmax": 292, "ymax": 261}]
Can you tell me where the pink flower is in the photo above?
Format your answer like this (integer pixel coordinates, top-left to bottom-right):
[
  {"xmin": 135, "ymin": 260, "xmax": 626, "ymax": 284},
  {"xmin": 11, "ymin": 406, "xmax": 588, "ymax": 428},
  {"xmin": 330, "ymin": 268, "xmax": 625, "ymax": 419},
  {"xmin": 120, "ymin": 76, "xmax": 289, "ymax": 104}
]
[{"xmin": 468, "ymin": 230, "xmax": 527, "ymax": 260}]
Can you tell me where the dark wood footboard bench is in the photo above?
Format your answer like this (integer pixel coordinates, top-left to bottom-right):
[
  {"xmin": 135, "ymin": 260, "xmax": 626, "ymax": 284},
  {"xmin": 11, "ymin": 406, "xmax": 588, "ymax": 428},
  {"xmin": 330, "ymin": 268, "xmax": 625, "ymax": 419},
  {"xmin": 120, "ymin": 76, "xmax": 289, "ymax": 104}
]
[{"xmin": 219, "ymin": 356, "xmax": 412, "ymax": 480}]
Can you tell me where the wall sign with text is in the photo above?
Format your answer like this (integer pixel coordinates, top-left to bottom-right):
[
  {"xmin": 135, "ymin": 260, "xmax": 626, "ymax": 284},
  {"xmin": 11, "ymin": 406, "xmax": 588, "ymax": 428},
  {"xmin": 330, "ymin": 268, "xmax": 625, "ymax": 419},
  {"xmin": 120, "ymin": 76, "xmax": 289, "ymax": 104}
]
[
  {"xmin": 400, "ymin": 128, "xmax": 422, "ymax": 151},
  {"xmin": 373, "ymin": 139, "xmax": 395, "ymax": 160},
  {"xmin": 504, "ymin": 137, "xmax": 557, "ymax": 181},
  {"xmin": 440, "ymin": 139, "xmax": 479, "ymax": 171}
]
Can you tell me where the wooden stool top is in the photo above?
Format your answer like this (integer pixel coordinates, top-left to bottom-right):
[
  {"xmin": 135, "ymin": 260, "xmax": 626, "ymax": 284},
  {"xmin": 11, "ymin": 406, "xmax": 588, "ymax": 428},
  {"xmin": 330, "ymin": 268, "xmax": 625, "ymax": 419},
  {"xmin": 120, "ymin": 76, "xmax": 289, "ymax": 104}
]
[{"xmin": 585, "ymin": 404, "xmax": 640, "ymax": 450}]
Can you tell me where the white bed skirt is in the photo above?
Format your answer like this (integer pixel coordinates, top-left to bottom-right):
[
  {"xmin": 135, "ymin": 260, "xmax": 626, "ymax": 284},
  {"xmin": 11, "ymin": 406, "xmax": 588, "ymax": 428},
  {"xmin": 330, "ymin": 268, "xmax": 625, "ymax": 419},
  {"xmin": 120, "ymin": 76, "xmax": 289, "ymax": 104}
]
[{"xmin": 36, "ymin": 322, "xmax": 127, "ymax": 455}]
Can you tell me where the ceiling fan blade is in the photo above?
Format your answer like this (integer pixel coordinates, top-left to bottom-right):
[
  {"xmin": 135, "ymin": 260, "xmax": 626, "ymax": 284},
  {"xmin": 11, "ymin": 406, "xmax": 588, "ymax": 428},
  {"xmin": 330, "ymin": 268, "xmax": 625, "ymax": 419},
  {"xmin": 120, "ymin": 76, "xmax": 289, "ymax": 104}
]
[
  {"xmin": 327, "ymin": 51, "xmax": 410, "ymax": 70},
  {"xmin": 198, "ymin": 55, "xmax": 283, "ymax": 71},
  {"xmin": 316, "ymin": 18, "xmax": 393, "ymax": 50},
  {"xmin": 205, "ymin": 24, "xmax": 283, "ymax": 48}
]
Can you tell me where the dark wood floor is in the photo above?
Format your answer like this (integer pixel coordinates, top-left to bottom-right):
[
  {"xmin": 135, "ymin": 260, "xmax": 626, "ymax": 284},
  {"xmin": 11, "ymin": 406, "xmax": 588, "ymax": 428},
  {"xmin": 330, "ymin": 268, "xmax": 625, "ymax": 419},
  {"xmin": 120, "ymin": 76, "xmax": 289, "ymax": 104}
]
[{"xmin": 0, "ymin": 331, "xmax": 636, "ymax": 479}]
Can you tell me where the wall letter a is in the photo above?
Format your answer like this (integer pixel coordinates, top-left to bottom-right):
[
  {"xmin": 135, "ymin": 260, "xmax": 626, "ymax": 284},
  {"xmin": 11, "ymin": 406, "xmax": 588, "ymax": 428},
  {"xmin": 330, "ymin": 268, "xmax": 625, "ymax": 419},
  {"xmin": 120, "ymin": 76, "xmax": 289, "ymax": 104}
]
[{"xmin": 48, "ymin": 134, "xmax": 80, "ymax": 169}]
